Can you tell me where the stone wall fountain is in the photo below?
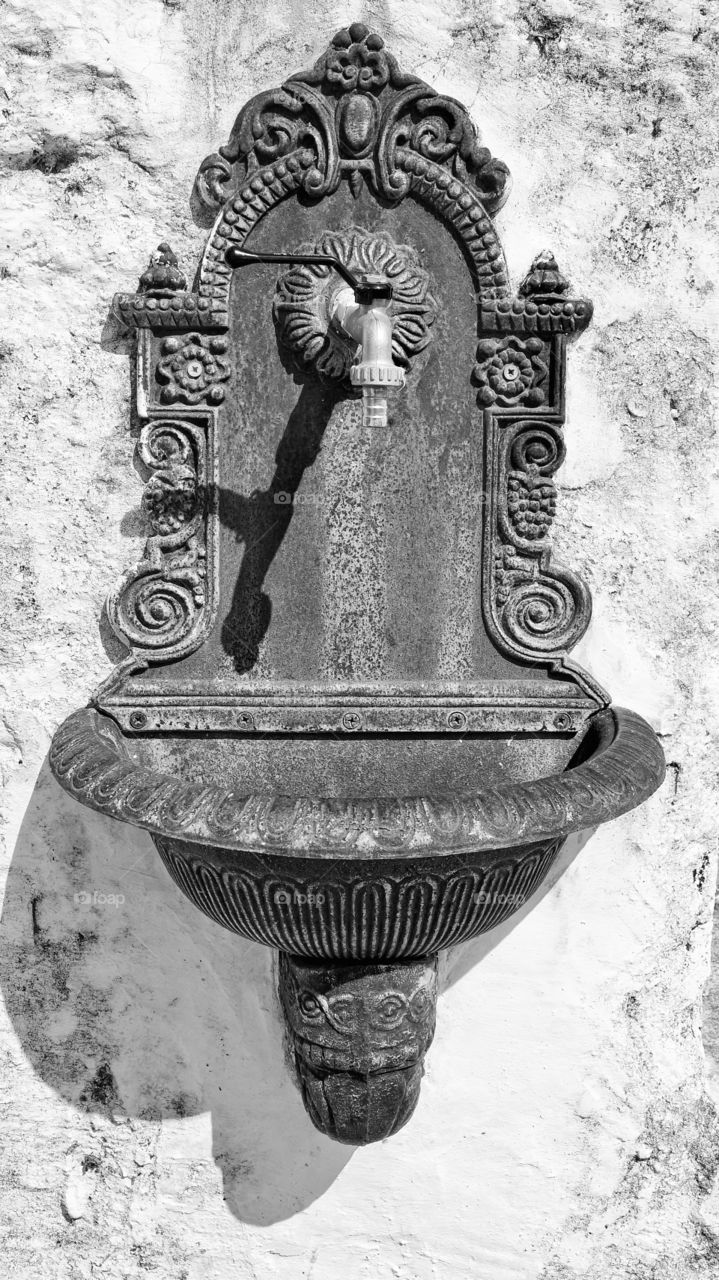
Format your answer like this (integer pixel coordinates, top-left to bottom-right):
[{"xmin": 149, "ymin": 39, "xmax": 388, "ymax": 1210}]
[{"xmin": 49, "ymin": 24, "xmax": 665, "ymax": 1145}]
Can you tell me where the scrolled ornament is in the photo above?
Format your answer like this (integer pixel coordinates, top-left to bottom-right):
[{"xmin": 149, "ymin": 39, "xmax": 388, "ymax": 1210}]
[
  {"xmin": 192, "ymin": 24, "xmax": 510, "ymax": 219},
  {"xmin": 374, "ymin": 81, "xmax": 511, "ymax": 209},
  {"xmin": 501, "ymin": 577, "xmax": 580, "ymax": 653},
  {"xmin": 485, "ymin": 415, "xmax": 592, "ymax": 663},
  {"xmin": 193, "ymin": 152, "xmax": 233, "ymax": 216},
  {"xmin": 509, "ymin": 426, "xmax": 565, "ymax": 475},
  {"xmin": 138, "ymin": 420, "xmax": 194, "ymax": 472},
  {"xmin": 115, "ymin": 572, "xmax": 203, "ymax": 650},
  {"xmin": 194, "ymin": 81, "xmax": 339, "ymax": 215},
  {"xmin": 107, "ymin": 420, "xmax": 210, "ymax": 660},
  {"xmin": 504, "ymin": 425, "xmax": 565, "ymax": 543}
]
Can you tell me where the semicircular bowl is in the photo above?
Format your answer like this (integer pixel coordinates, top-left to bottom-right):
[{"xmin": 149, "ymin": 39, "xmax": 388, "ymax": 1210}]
[{"xmin": 49, "ymin": 706, "xmax": 665, "ymax": 962}]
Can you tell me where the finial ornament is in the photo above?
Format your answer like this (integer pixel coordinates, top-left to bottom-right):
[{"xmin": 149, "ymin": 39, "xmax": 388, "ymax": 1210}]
[{"xmin": 139, "ymin": 242, "xmax": 187, "ymax": 296}]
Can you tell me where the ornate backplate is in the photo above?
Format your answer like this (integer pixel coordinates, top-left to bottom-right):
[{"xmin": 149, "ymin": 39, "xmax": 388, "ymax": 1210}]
[{"xmin": 101, "ymin": 23, "xmax": 606, "ymax": 737}]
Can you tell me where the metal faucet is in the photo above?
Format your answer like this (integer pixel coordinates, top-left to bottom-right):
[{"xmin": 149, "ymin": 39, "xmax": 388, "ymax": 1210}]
[{"xmin": 225, "ymin": 246, "xmax": 405, "ymax": 427}]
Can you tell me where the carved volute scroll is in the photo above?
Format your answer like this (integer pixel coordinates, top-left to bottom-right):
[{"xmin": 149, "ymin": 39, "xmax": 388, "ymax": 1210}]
[{"xmin": 107, "ymin": 417, "xmax": 215, "ymax": 666}]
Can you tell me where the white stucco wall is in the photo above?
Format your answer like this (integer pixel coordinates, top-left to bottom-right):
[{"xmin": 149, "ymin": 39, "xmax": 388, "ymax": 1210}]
[{"xmin": 1, "ymin": 1, "xmax": 718, "ymax": 1276}]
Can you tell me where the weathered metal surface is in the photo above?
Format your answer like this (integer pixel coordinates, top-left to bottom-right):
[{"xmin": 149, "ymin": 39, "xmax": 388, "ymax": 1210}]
[
  {"xmin": 98, "ymin": 21, "xmax": 606, "ymax": 729},
  {"xmin": 278, "ymin": 954, "xmax": 438, "ymax": 1144},
  {"xmin": 49, "ymin": 24, "xmax": 665, "ymax": 1144},
  {"xmin": 50, "ymin": 705, "xmax": 664, "ymax": 858},
  {"xmin": 153, "ymin": 835, "xmax": 563, "ymax": 958}
]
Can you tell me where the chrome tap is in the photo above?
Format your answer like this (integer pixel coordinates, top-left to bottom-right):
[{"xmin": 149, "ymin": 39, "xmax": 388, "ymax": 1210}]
[
  {"xmin": 225, "ymin": 246, "xmax": 405, "ymax": 426},
  {"xmin": 330, "ymin": 276, "xmax": 404, "ymax": 427}
]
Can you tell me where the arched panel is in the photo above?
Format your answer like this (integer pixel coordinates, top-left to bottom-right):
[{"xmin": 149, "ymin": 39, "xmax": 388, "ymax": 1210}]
[{"xmin": 104, "ymin": 23, "xmax": 605, "ymax": 734}]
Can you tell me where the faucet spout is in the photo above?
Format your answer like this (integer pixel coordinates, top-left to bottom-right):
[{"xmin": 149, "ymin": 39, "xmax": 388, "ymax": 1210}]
[{"xmin": 332, "ymin": 282, "xmax": 405, "ymax": 427}]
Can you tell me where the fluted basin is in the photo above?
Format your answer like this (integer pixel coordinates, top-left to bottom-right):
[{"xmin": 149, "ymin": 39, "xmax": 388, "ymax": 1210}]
[
  {"xmin": 50, "ymin": 704, "xmax": 662, "ymax": 958},
  {"xmin": 50, "ymin": 704, "xmax": 664, "ymax": 1143}
]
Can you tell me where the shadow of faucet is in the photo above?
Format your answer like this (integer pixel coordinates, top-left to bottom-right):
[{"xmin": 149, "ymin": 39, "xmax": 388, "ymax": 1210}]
[{"xmin": 219, "ymin": 380, "xmax": 342, "ymax": 672}]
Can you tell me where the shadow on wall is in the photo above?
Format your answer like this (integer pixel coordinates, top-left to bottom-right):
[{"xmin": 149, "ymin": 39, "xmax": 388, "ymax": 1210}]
[
  {"xmin": 218, "ymin": 379, "xmax": 341, "ymax": 673},
  {"xmin": 0, "ymin": 762, "xmax": 352, "ymax": 1225},
  {"xmin": 0, "ymin": 758, "xmax": 593, "ymax": 1223}
]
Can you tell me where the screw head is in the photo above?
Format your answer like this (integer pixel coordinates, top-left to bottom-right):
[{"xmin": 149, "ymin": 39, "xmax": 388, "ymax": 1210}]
[
  {"xmin": 237, "ymin": 712, "xmax": 255, "ymax": 731},
  {"xmin": 448, "ymin": 711, "xmax": 467, "ymax": 730},
  {"xmin": 342, "ymin": 712, "xmax": 362, "ymax": 731},
  {"xmin": 553, "ymin": 712, "xmax": 572, "ymax": 731},
  {"xmin": 129, "ymin": 711, "xmax": 147, "ymax": 730}
]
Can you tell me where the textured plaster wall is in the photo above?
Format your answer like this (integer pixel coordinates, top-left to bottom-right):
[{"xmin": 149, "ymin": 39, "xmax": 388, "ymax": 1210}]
[{"xmin": 1, "ymin": 1, "xmax": 718, "ymax": 1277}]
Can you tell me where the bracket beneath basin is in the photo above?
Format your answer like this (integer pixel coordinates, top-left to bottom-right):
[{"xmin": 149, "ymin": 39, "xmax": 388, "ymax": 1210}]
[{"xmin": 279, "ymin": 953, "xmax": 438, "ymax": 1145}]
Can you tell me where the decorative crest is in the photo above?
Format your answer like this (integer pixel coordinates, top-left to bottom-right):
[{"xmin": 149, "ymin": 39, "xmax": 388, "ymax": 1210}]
[{"xmin": 193, "ymin": 24, "xmax": 511, "ymax": 214}]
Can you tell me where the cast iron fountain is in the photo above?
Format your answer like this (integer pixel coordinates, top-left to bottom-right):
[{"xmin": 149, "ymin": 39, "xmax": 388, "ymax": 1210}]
[{"xmin": 50, "ymin": 24, "xmax": 665, "ymax": 1144}]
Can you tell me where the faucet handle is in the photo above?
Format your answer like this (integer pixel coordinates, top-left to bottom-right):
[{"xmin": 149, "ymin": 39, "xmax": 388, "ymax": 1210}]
[{"xmin": 224, "ymin": 246, "xmax": 393, "ymax": 302}]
